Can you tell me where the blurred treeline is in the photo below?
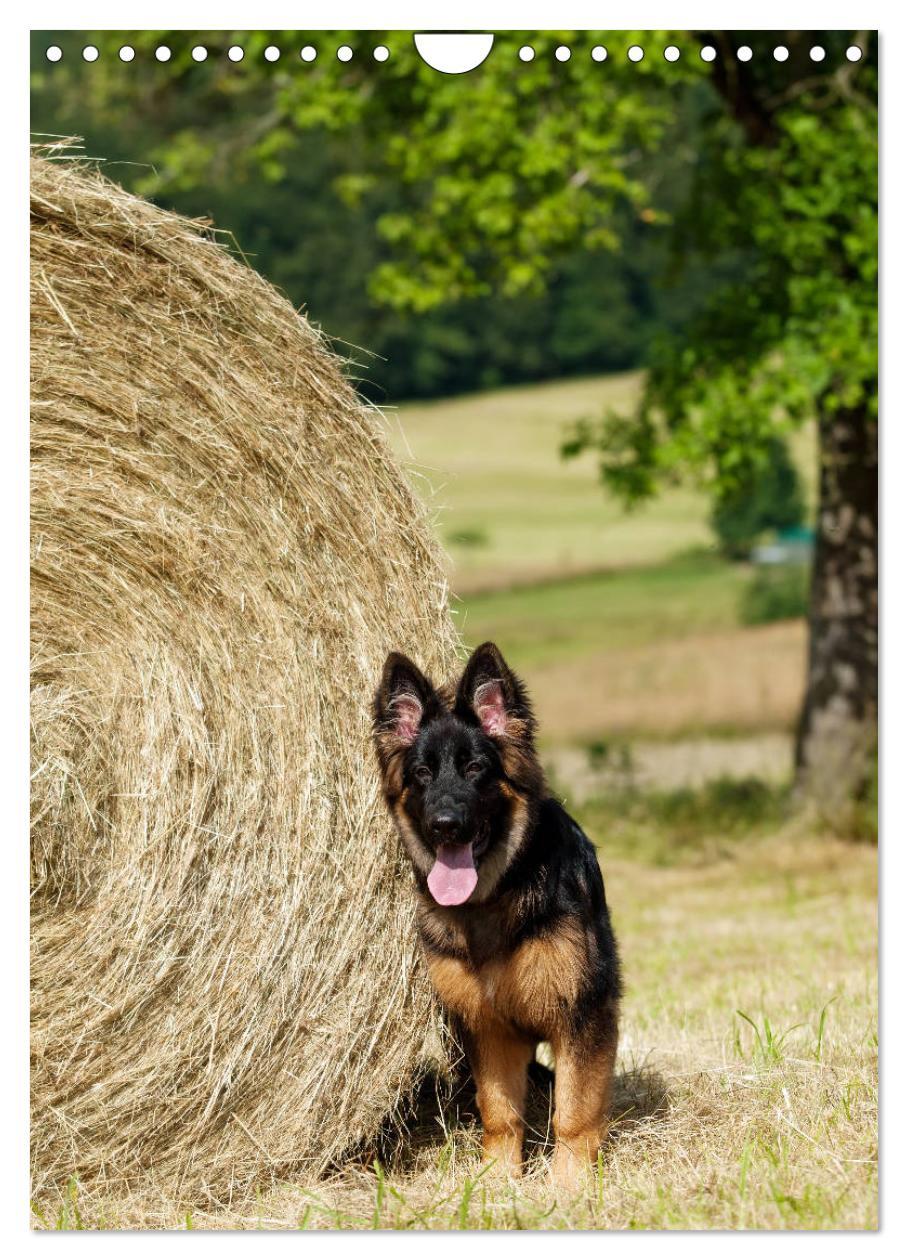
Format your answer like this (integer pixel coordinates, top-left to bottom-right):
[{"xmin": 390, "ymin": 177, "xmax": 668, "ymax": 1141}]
[{"xmin": 33, "ymin": 32, "xmax": 724, "ymax": 402}]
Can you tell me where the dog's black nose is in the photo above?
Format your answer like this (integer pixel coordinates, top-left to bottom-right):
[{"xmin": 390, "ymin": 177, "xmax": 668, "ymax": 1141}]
[{"xmin": 430, "ymin": 813, "xmax": 461, "ymax": 842}]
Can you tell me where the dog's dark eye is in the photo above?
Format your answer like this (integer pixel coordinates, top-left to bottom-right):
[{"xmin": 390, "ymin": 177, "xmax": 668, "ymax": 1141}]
[
  {"xmin": 464, "ymin": 761, "xmax": 484, "ymax": 781},
  {"xmin": 414, "ymin": 766, "xmax": 433, "ymax": 786}
]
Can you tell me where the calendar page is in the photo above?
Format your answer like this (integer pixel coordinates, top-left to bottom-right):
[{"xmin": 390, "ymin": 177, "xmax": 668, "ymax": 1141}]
[{"xmin": 30, "ymin": 28, "xmax": 878, "ymax": 1231}]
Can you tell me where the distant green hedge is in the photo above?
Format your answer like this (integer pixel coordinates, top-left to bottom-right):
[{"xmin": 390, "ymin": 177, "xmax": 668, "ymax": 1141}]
[{"xmin": 739, "ymin": 564, "xmax": 809, "ymax": 625}]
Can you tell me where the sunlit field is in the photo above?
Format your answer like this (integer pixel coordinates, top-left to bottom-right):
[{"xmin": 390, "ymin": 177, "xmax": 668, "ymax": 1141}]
[
  {"xmin": 388, "ymin": 372, "xmax": 711, "ymax": 592},
  {"xmin": 34, "ymin": 827, "xmax": 876, "ymax": 1230}
]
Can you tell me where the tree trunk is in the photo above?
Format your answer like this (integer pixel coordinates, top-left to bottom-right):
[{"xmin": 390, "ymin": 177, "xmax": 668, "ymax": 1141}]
[{"xmin": 795, "ymin": 403, "xmax": 878, "ymax": 826}]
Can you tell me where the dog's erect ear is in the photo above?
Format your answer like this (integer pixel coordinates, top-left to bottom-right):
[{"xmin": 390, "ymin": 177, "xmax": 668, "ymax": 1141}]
[
  {"xmin": 455, "ymin": 642, "xmax": 534, "ymax": 741},
  {"xmin": 374, "ymin": 652, "xmax": 438, "ymax": 746}
]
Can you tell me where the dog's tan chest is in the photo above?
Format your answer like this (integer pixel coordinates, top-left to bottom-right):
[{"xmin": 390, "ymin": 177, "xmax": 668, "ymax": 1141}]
[{"xmin": 425, "ymin": 927, "xmax": 585, "ymax": 1037}]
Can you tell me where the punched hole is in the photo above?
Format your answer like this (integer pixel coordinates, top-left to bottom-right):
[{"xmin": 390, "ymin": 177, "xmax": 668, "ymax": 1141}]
[{"xmin": 413, "ymin": 34, "xmax": 494, "ymax": 73}]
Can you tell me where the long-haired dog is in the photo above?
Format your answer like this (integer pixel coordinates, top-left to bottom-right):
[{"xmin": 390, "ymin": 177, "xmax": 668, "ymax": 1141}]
[{"xmin": 373, "ymin": 642, "xmax": 621, "ymax": 1187}]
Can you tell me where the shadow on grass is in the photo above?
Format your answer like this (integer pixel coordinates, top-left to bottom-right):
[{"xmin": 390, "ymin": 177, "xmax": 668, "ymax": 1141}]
[{"xmin": 361, "ymin": 1057, "xmax": 670, "ymax": 1174}]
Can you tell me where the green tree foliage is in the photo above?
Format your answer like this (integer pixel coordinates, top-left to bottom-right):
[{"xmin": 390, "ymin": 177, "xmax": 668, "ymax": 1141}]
[
  {"xmin": 31, "ymin": 30, "xmax": 876, "ymax": 440},
  {"xmin": 711, "ymin": 435, "xmax": 806, "ymax": 558},
  {"xmin": 31, "ymin": 31, "xmax": 712, "ymax": 400}
]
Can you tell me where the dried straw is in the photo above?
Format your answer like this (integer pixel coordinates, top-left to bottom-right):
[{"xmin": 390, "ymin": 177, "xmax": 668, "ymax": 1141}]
[{"xmin": 30, "ymin": 151, "xmax": 459, "ymax": 1201}]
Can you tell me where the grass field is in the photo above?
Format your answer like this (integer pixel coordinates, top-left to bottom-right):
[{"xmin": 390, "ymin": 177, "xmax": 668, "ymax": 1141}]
[
  {"xmin": 456, "ymin": 554, "xmax": 807, "ymax": 743},
  {"xmin": 387, "ymin": 372, "xmax": 713, "ymax": 593},
  {"xmin": 389, "ymin": 372, "xmax": 817, "ymax": 596},
  {"xmin": 34, "ymin": 820, "xmax": 877, "ymax": 1230}
]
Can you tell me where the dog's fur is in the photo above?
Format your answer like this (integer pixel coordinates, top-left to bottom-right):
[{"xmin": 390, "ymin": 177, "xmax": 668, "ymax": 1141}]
[{"xmin": 373, "ymin": 642, "xmax": 621, "ymax": 1186}]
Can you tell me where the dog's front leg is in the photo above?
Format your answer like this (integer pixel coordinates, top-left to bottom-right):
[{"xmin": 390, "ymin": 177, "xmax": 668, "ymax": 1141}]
[
  {"xmin": 466, "ymin": 1025, "xmax": 534, "ymax": 1179},
  {"xmin": 551, "ymin": 1019, "xmax": 618, "ymax": 1191}
]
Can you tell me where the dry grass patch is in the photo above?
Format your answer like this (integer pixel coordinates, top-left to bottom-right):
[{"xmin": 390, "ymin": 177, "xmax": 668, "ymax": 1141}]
[
  {"xmin": 546, "ymin": 732, "xmax": 794, "ymax": 801},
  {"xmin": 533, "ymin": 621, "xmax": 807, "ymax": 743},
  {"xmin": 33, "ymin": 831, "xmax": 876, "ymax": 1230}
]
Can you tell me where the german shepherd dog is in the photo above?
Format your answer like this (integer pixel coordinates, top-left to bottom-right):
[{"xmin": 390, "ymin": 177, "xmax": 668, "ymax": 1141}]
[{"xmin": 373, "ymin": 642, "xmax": 621, "ymax": 1187}]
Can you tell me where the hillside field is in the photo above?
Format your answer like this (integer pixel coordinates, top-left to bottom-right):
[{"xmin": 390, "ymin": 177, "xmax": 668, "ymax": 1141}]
[{"xmin": 389, "ymin": 373, "xmax": 815, "ymax": 756}]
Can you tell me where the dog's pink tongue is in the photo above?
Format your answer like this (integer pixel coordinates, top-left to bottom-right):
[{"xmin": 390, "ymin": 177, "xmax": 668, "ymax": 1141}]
[{"xmin": 427, "ymin": 842, "xmax": 478, "ymax": 906}]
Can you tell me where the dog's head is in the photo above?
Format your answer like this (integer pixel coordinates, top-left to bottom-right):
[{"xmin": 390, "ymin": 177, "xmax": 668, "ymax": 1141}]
[{"xmin": 372, "ymin": 642, "xmax": 544, "ymax": 906}]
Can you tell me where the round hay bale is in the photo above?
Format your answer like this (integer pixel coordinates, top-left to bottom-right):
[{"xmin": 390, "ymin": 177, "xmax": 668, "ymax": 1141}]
[{"xmin": 30, "ymin": 153, "xmax": 459, "ymax": 1199}]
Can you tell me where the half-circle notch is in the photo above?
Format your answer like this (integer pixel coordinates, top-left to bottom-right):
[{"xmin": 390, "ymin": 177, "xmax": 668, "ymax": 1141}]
[{"xmin": 413, "ymin": 33, "xmax": 494, "ymax": 74}]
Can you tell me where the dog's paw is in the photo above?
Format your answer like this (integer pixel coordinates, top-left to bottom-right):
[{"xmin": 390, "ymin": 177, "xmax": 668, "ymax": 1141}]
[
  {"xmin": 480, "ymin": 1139, "xmax": 524, "ymax": 1187},
  {"xmin": 550, "ymin": 1138, "xmax": 601, "ymax": 1197}
]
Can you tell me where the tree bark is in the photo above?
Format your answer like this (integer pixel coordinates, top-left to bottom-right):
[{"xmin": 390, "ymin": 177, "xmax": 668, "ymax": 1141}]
[{"xmin": 795, "ymin": 403, "xmax": 878, "ymax": 825}]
